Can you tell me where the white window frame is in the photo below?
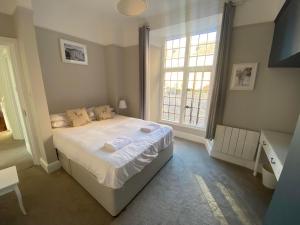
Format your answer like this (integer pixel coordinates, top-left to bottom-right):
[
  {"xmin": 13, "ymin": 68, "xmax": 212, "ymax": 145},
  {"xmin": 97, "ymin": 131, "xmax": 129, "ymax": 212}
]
[{"xmin": 159, "ymin": 31, "xmax": 220, "ymax": 131}]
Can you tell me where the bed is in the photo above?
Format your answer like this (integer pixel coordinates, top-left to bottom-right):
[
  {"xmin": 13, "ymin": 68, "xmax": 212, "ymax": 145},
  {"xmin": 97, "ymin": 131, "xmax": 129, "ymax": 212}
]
[{"xmin": 53, "ymin": 115, "xmax": 173, "ymax": 216}]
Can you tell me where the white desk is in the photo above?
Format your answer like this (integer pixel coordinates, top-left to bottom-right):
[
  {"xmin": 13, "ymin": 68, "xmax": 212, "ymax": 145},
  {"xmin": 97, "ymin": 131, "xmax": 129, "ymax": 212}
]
[
  {"xmin": 253, "ymin": 130, "xmax": 292, "ymax": 180},
  {"xmin": 0, "ymin": 166, "xmax": 27, "ymax": 215}
]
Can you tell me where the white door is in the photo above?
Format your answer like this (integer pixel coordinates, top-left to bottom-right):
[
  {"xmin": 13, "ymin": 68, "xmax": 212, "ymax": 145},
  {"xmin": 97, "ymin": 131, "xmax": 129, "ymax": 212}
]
[{"xmin": 0, "ymin": 49, "xmax": 24, "ymax": 140}]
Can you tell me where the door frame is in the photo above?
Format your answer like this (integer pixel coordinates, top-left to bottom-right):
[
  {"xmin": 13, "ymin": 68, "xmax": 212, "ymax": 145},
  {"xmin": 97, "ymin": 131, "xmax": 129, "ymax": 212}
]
[{"xmin": 0, "ymin": 36, "xmax": 41, "ymax": 164}]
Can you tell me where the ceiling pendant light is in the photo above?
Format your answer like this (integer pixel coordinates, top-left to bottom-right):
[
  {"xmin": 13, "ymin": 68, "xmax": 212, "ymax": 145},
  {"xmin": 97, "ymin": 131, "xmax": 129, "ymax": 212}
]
[{"xmin": 117, "ymin": 0, "xmax": 148, "ymax": 16}]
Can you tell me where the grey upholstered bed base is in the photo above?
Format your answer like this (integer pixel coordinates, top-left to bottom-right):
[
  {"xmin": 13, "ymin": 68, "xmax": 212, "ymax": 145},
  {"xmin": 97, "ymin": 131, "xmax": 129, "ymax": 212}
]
[{"xmin": 57, "ymin": 143, "xmax": 173, "ymax": 216}]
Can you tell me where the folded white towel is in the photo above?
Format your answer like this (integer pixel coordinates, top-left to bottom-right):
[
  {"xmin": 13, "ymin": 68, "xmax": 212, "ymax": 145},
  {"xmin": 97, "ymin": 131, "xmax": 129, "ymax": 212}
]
[
  {"xmin": 140, "ymin": 123, "xmax": 161, "ymax": 133},
  {"xmin": 103, "ymin": 137, "xmax": 132, "ymax": 152}
]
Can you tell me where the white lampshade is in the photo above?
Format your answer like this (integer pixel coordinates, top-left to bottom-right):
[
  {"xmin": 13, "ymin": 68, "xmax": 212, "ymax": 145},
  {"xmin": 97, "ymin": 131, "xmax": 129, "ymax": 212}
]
[
  {"xmin": 119, "ymin": 100, "xmax": 127, "ymax": 109},
  {"xmin": 117, "ymin": 0, "xmax": 147, "ymax": 16}
]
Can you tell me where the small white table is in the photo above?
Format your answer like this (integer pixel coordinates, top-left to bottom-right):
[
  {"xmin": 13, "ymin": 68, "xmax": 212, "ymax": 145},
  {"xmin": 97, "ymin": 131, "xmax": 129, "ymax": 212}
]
[
  {"xmin": 253, "ymin": 130, "xmax": 292, "ymax": 180},
  {"xmin": 0, "ymin": 166, "xmax": 27, "ymax": 215}
]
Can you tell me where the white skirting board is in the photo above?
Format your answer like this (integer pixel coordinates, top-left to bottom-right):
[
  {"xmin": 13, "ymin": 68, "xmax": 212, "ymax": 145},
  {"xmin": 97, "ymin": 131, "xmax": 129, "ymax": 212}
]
[
  {"xmin": 210, "ymin": 125, "xmax": 260, "ymax": 170},
  {"xmin": 40, "ymin": 158, "xmax": 61, "ymax": 173},
  {"xmin": 173, "ymin": 129, "xmax": 208, "ymax": 146}
]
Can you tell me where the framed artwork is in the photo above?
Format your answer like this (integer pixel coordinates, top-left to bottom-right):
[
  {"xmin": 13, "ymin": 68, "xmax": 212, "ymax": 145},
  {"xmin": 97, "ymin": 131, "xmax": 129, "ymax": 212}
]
[
  {"xmin": 60, "ymin": 39, "xmax": 88, "ymax": 65},
  {"xmin": 230, "ymin": 63, "xmax": 258, "ymax": 90}
]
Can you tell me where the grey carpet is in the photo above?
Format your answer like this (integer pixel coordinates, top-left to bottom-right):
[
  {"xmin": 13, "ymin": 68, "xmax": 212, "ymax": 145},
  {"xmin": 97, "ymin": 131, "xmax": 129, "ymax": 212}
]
[
  {"xmin": 0, "ymin": 138, "xmax": 273, "ymax": 225},
  {"xmin": 0, "ymin": 131, "xmax": 33, "ymax": 171}
]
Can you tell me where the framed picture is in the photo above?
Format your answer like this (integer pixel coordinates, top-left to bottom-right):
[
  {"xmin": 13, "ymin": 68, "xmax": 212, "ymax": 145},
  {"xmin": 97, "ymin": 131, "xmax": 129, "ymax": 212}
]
[
  {"xmin": 230, "ymin": 63, "xmax": 258, "ymax": 90},
  {"xmin": 60, "ymin": 39, "xmax": 88, "ymax": 65}
]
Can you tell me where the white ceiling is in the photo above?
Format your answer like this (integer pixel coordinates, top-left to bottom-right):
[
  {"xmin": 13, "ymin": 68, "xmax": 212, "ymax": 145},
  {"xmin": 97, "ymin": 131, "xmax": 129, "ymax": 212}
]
[{"xmin": 0, "ymin": 0, "xmax": 286, "ymax": 46}]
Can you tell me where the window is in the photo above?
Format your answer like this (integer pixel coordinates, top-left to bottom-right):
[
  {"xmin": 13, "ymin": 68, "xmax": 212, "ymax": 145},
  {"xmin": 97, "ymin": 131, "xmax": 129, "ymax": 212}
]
[{"xmin": 161, "ymin": 32, "xmax": 217, "ymax": 129}]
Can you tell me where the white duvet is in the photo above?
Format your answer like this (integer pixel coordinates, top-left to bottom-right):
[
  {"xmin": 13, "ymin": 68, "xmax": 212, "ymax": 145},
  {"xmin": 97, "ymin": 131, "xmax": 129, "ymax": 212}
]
[{"xmin": 53, "ymin": 115, "xmax": 173, "ymax": 189}]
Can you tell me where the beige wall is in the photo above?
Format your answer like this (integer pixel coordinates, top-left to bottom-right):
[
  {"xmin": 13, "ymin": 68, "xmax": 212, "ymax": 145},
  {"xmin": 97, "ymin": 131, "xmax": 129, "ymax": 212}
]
[
  {"xmin": 14, "ymin": 7, "xmax": 57, "ymax": 163},
  {"xmin": 35, "ymin": 27, "xmax": 108, "ymax": 113},
  {"xmin": 0, "ymin": 13, "xmax": 16, "ymax": 38},
  {"xmin": 35, "ymin": 29, "xmax": 140, "ymax": 118},
  {"xmin": 123, "ymin": 46, "xmax": 140, "ymax": 118},
  {"xmin": 223, "ymin": 22, "xmax": 300, "ymax": 133},
  {"xmin": 104, "ymin": 45, "xmax": 124, "ymax": 110},
  {"xmin": 104, "ymin": 45, "xmax": 140, "ymax": 118}
]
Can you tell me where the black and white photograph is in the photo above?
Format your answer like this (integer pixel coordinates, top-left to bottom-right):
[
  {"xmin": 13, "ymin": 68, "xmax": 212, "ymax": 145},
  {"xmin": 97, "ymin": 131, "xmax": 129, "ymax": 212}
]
[
  {"xmin": 60, "ymin": 39, "xmax": 88, "ymax": 65},
  {"xmin": 230, "ymin": 63, "xmax": 258, "ymax": 90}
]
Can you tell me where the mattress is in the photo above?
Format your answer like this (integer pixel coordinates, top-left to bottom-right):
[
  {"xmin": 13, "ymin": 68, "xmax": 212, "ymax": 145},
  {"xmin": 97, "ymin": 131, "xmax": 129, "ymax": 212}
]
[{"xmin": 53, "ymin": 115, "xmax": 173, "ymax": 189}]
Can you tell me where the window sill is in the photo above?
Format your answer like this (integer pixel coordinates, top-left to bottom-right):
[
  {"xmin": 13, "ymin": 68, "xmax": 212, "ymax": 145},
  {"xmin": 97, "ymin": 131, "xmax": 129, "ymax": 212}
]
[{"xmin": 159, "ymin": 120, "xmax": 206, "ymax": 132}]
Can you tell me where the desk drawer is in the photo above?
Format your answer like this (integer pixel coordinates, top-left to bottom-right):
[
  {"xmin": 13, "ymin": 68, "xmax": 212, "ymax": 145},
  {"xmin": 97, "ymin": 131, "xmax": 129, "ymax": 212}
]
[{"xmin": 261, "ymin": 139, "xmax": 282, "ymax": 180}]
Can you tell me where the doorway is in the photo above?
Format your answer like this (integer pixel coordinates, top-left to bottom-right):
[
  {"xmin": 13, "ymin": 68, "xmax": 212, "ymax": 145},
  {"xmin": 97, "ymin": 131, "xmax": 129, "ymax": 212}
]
[{"xmin": 0, "ymin": 37, "xmax": 37, "ymax": 170}]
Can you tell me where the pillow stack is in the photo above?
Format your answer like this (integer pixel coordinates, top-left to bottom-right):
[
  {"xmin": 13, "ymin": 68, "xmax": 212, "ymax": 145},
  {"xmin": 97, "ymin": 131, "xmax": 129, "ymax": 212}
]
[
  {"xmin": 50, "ymin": 113, "xmax": 71, "ymax": 128},
  {"xmin": 50, "ymin": 105, "xmax": 115, "ymax": 128}
]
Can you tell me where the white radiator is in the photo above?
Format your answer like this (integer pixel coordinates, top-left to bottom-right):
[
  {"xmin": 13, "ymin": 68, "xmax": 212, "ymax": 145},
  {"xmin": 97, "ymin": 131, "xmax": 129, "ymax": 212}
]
[{"xmin": 210, "ymin": 125, "xmax": 260, "ymax": 169}]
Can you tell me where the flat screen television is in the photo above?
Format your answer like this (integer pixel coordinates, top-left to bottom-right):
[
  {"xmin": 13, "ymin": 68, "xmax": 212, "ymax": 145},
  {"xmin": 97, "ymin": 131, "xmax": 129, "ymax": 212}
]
[{"xmin": 269, "ymin": 0, "xmax": 300, "ymax": 67}]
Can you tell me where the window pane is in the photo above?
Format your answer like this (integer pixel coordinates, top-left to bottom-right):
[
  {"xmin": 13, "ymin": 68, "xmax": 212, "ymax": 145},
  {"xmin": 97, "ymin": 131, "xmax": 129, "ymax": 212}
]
[
  {"xmin": 188, "ymin": 31, "xmax": 217, "ymax": 70},
  {"xmin": 165, "ymin": 72, "xmax": 171, "ymax": 80},
  {"xmin": 172, "ymin": 49, "xmax": 179, "ymax": 58},
  {"xmin": 166, "ymin": 60, "xmax": 171, "ymax": 68},
  {"xmin": 196, "ymin": 72, "xmax": 203, "ymax": 80},
  {"xmin": 173, "ymin": 39, "xmax": 180, "ymax": 48},
  {"xmin": 165, "ymin": 38, "xmax": 186, "ymax": 68},
  {"xmin": 172, "ymin": 59, "xmax": 178, "ymax": 67},
  {"xmin": 206, "ymin": 44, "xmax": 215, "ymax": 55},
  {"xmin": 205, "ymin": 55, "xmax": 214, "ymax": 66},
  {"xmin": 166, "ymin": 41, "xmax": 173, "ymax": 49},
  {"xmin": 199, "ymin": 34, "xmax": 208, "ymax": 44},
  {"xmin": 195, "ymin": 81, "xmax": 202, "ymax": 90},
  {"xmin": 183, "ymin": 70, "xmax": 212, "ymax": 128},
  {"xmin": 180, "ymin": 37, "xmax": 186, "ymax": 47},
  {"xmin": 198, "ymin": 45, "xmax": 207, "ymax": 55},
  {"xmin": 179, "ymin": 58, "xmax": 184, "ymax": 67},
  {"xmin": 197, "ymin": 56, "xmax": 205, "ymax": 66},
  {"xmin": 166, "ymin": 50, "xmax": 172, "ymax": 59},
  {"xmin": 203, "ymin": 72, "xmax": 211, "ymax": 81},
  {"xmin": 161, "ymin": 71, "xmax": 184, "ymax": 123},
  {"xmin": 208, "ymin": 32, "xmax": 217, "ymax": 43},
  {"xmin": 191, "ymin": 35, "xmax": 199, "ymax": 45},
  {"xmin": 178, "ymin": 72, "xmax": 183, "ymax": 81},
  {"xmin": 179, "ymin": 48, "xmax": 185, "ymax": 57},
  {"xmin": 189, "ymin": 57, "xmax": 197, "ymax": 67},
  {"xmin": 190, "ymin": 46, "xmax": 198, "ymax": 56}
]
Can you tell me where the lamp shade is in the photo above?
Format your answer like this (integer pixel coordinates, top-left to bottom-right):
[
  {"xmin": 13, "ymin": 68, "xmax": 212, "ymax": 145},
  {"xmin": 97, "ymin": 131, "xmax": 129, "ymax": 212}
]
[
  {"xmin": 119, "ymin": 100, "xmax": 127, "ymax": 109},
  {"xmin": 117, "ymin": 0, "xmax": 147, "ymax": 16}
]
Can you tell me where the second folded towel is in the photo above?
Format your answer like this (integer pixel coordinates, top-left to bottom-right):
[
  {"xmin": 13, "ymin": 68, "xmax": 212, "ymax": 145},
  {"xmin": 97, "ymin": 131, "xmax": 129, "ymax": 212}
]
[
  {"xmin": 103, "ymin": 137, "xmax": 132, "ymax": 152},
  {"xmin": 140, "ymin": 123, "xmax": 160, "ymax": 133}
]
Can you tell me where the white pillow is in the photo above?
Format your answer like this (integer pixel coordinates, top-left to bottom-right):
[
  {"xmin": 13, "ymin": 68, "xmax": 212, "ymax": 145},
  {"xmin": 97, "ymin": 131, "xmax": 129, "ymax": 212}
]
[
  {"xmin": 87, "ymin": 107, "xmax": 96, "ymax": 121},
  {"xmin": 51, "ymin": 120, "xmax": 70, "ymax": 128},
  {"xmin": 50, "ymin": 113, "xmax": 69, "ymax": 122}
]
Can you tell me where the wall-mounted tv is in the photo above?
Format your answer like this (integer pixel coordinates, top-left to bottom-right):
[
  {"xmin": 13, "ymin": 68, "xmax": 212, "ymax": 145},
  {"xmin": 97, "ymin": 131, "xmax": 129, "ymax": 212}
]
[{"xmin": 269, "ymin": 0, "xmax": 300, "ymax": 67}]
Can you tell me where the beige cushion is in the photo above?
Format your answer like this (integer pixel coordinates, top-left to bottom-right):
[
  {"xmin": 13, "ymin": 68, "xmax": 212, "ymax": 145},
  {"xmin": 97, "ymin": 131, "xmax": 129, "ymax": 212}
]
[
  {"xmin": 94, "ymin": 105, "xmax": 113, "ymax": 120},
  {"xmin": 66, "ymin": 108, "xmax": 90, "ymax": 127}
]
